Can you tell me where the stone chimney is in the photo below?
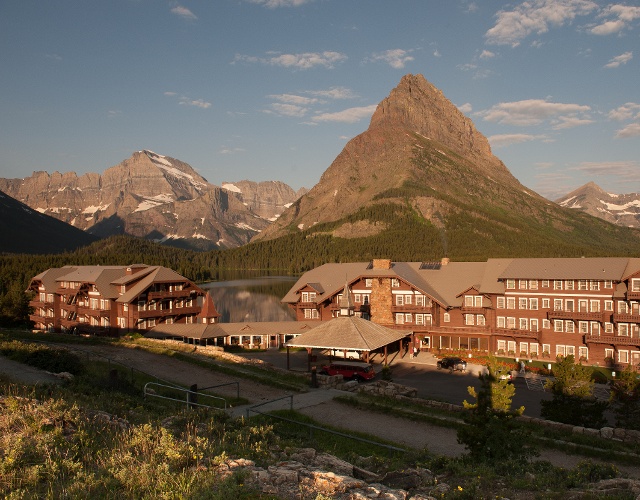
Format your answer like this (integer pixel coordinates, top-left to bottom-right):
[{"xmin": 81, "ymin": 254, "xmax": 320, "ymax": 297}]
[{"xmin": 372, "ymin": 259, "xmax": 392, "ymax": 270}]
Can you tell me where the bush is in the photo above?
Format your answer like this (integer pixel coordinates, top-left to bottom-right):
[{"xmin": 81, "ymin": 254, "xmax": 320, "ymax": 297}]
[{"xmin": 0, "ymin": 340, "xmax": 84, "ymax": 375}]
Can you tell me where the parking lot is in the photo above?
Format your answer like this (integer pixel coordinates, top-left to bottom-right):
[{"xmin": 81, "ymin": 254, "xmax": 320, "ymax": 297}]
[{"xmin": 239, "ymin": 349, "xmax": 555, "ymax": 418}]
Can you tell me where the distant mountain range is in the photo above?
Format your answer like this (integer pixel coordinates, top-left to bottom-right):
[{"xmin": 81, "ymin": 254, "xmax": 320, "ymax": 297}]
[
  {"xmin": 0, "ymin": 190, "xmax": 98, "ymax": 254},
  {"xmin": 555, "ymin": 182, "xmax": 640, "ymax": 229},
  {"xmin": 0, "ymin": 151, "xmax": 303, "ymax": 251},
  {"xmin": 2, "ymin": 73, "xmax": 639, "ymax": 258}
]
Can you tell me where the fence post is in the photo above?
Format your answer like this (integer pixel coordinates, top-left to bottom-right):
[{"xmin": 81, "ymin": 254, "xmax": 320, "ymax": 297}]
[{"xmin": 188, "ymin": 384, "xmax": 198, "ymax": 409}]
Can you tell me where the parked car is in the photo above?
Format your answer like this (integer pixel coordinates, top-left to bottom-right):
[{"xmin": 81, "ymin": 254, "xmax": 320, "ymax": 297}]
[
  {"xmin": 437, "ymin": 357, "xmax": 467, "ymax": 372},
  {"xmin": 319, "ymin": 361, "xmax": 375, "ymax": 381}
]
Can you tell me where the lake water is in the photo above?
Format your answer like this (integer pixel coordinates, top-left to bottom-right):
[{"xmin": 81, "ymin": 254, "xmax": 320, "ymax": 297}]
[{"xmin": 201, "ymin": 276, "xmax": 298, "ymax": 323}]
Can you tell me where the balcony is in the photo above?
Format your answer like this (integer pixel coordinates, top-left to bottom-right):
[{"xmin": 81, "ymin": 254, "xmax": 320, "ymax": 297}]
[
  {"xmin": 137, "ymin": 306, "xmax": 200, "ymax": 319},
  {"xmin": 148, "ymin": 289, "xmax": 193, "ymax": 300},
  {"xmin": 495, "ymin": 328, "xmax": 540, "ymax": 340},
  {"xmin": 547, "ymin": 310, "xmax": 606, "ymax": 322},
  {"xmin": 626, "ymin": 290, "xmax": 640, "ymax": 300},
  {"xmin": 613, "ymin": 313, "xmax": 640, "ymax": 323},
  {"xmin": 584, "ymin": 334, "xmax": 640, "ymax": 346},
  {"xmin": 392, "ymin": 304, "xmax": 434, "ymax": 313},
  {"xmin": 460, "ymin": 306, "xmax": 488, "ymax": 314}
]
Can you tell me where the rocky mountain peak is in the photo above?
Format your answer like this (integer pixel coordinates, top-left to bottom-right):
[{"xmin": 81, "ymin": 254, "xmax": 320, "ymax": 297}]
[{"xmin": 369, "ymin": 74, "xmax": 493, "ymax": 159}]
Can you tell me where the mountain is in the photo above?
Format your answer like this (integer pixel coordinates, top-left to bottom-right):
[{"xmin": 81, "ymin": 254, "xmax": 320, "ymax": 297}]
[
  {"xmin": 556, "ymin": 182, "xmax": 640, "ymax": 229},
  {"xmin": 252, "ymin": 74, "xmax": 640, "ymax": 259},
  {"xmin": 221, "ymin": 180, "xmax": 307, "ymax": 221},
  {"xmin": 0, "ymin": 190, "xmax": 99, "ymax": 254},
  {"xmin": 0, "ymin": 150, "xmax": 273, "ymax": 251}
]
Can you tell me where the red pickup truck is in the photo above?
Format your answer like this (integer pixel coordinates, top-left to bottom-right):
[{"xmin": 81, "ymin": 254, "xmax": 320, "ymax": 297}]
[{"xmin": 320, "ymin": 361, "xmax": 375, "ymax": 381}]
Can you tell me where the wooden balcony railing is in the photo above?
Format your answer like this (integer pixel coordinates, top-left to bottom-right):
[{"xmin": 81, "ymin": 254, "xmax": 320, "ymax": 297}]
[
  {"xmin": 584, "ymin": 334, "xmax": 640, "ymax": 346},
  {"xmin": 136, "ymin": 306, "xmax": 200, "ymax": 319},
  {"xmin": 148, "ymin": 289, "xmax": 193, "ymax": 300},
  {"xmin": 613, "ymin": 313, "xmax": 640, "ymax": 323},
  {"xmin": 547, "ymin": 310, "xmax": 607, "ymax": 322}
]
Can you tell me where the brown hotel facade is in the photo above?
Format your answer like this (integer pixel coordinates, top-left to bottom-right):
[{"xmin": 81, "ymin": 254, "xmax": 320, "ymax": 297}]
[
  {"xmin": 282, "ymin": 258, "xmax": 640, "ymax": 370},
  {"xmin": 28, "ymin": 264, "xmax": 218, "ymax": 335}
]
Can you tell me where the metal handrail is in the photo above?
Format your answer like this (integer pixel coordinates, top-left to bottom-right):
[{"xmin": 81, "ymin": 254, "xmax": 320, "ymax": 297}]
[
  {"xmin": 144, "ymin": 382, "xmax": 227, "ymax": 410},
  {"xmin": 246, "ymin": 394, "xmax": 293, "ymax": 419},
  {"xmin": 200, "ymin": 381, "xmax": 240, "ymax": 400}
]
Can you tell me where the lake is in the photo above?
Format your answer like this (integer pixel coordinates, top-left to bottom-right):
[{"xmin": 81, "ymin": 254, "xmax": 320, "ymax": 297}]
[{"xmin": 201, "ymin": 276, "xmax": 298, "ymax": 323}]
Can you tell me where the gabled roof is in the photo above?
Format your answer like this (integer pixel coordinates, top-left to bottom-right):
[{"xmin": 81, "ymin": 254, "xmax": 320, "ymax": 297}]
[
  {"xmin": 116, "ymin": 266, "xmax": 202, "ymax": 303},
  {"xmin": 285, "ymin": 316, "xmax": 409, "ymax": 351},
  {"xmin": 198, "ymin": 292, "xmax": 220, "ymax": 320},
  {"xmin": 147, "ymin": 321, "xmax": 320, "ymax": 341},
  {"xmin": 498, "ymin": 257, "xmax": 630, "ymax": 281}
]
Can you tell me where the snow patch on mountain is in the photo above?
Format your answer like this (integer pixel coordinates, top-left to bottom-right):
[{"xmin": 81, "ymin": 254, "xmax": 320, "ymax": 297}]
[
  {"xmin": 134, "ymin": 194, "xmax": 174, "ymax": 212},
  {"xmin": 222, "ymin": 183, "xmax": 242, "ymax": 193},
  {"xmin": 82, "ymin": 204, "xmax": 110, "ymax": 215}
]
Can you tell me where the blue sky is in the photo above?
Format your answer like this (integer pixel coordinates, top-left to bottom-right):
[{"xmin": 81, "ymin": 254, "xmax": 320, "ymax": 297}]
[{"xmin": 0, "ymin": 0, "xmax": 638, "ymax": 199}]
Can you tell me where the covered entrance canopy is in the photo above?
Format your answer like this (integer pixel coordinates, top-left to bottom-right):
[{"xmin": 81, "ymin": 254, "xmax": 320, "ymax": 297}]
[{"xmin": 284, "ymin": 316, "xmax": 410, "ymax": 369}]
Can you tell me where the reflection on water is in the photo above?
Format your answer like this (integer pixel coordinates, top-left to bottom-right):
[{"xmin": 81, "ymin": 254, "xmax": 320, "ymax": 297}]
[{"xmin": 201, "ymin": 276, "xmax": 297, "ymax": 323}]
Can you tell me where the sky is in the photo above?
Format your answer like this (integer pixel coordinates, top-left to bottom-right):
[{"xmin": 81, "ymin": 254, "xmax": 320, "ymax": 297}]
[{"xmin": 0, "ymin": 1, "xmax": 638, "ymax": 200}]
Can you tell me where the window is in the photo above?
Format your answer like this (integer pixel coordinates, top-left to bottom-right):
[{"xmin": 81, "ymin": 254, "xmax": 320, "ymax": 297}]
[
  {"xmin": 578, "ymin": 346, "xmax": 588, "ymax": 360},
  {"xmin": 529, "ymin": 298, "xmax": 538, "ymax": 310},
  {"xmin": 542, "ymin": 280, "xmax": 550, "ymax": 288},
  {"xmin": 497, "ymin": 297, "xmax": 505, "ymax": 309},
  {"xmin": 405, "ymin": 294, "xmax": 412, "ymax": 305},
  {"xmin": 590, "ymin": 300, "xmax": 600, "ymax": 312},
  {"xmin": 605, "ymin": 348, "xmax": 614, "ymax": 359},
  {"xmin": 396, "ymin": 295, "xmax": 404, "ymax": 306},
  {"xmin": 415, "ymin": 314, "xmax": 424, "ymax": 325},
  {"xmin": 497, "ymin": 316, "xmax": 506, "ymax": 328},
  {"xmin": 618, "ymin": 301, "xmax": 629, "ymax": 314},
  {"xmin": 465, "ymin": 314, "xmax": 475, "ymax": 325},
  {"xmin": 519, "ymin": 318, "xmax": 528, "ymax": 330},
  {"xmin": 301, "ymin": 292, "xmax": 309, "ymax": 302},
  {"xmin": 395, "ymin": 313, "xmax": 404, "ymax": 324},
  {"xmin": 556, "ymin": 345, "xmax": 566, "ymax": 357},
  {"xmin": 578, "ymin": 280, "xmax": 588, "ymax": 290},
  {"xmin": 354, "ymin": 293, "xmax": 361, "ymax": 303},
  {"xmin": 566, "ymin": 345, "xmax": 575, "ymax": 357},
  {"xmin": 506, "ymin": 279, "xmax": 515, "ymax": 289},
  {"xmin": 605, "ymin": 300, "xmax": 613, "ymax": 311},
  {"xmin": 554, "ymin": 320, "xmax": 563, "ymax": 332},
  {"xmin": 591, "ymin": 322, "xmax": 600, "ymax": 335},
  {"xmin": 590, "ymin": 280, "xmax": 600, "ymax": 291},
  {"xmin": 579, "ymin": 321, "xmax": 589, "ymax": 333},
  {"xmin": 405, "ymin": 313, "xmax": 412, "ymax": 323},
  {"xmin": 465, "ymin": 296, "xmax": 474, "ymax": 306},
  {"xmin": 543, "ymin": 319, "xmax": 551, "ymax": 329},
  {"xmin": 530, "ymin": 343, "xmax": 539, "ymax": 355},
  {"xmin": 554, "ymin": 280, "xmax": 563, "ymax": 290},
  {"xmin": 391, "ymin": 278, "xmax": 400, "ymax": 287},
  {"xmin": 416, "ymin": 295, "xmax": 425, "ymax": 307},
  {"xmin": 618, "ymin": 350, "xmax": 629, "ymax": 363},
  {"xmin": 530, "ymin": 318, "xmax": 538, "ymax": 331},
  {"xmin": 365, "ymin": 279, "xmax": 372, "ymax": 288},
  {"xmin": 444, "ymin": 312, "xmax": 450, "ymax": 322},
  {"xmin": 619, "ymin": 323, "xmax": 629, "ymax": 336},
  {"xmin": 565, "ymin": 280, "xmax": 574, "ymax": 290},
  {"xmin": 565, "ymin": 299, "xmax": 574, "ymax": 312},
  {"xmin": 497, "ymin": 340, "xmax": 506, "ymax": 351},
  {"xmin": 519, "ymin": 298, "xmax": 528, "ymax": 309},
  {"xmin": 477, "ymin": 315, "xmax": 485, "ymax": 326},
  {"xmin": 604, "ymin": 280, "xmax": 613, "ymax": 289},
  {"xmin": 542, "ymin": 344, "xmax": 551, "ymax": 356},
  {"xmin": 507, "ymin": 297, "xmax": 516, "ymax": 309},
  {"xmin": 424, "ymin": 314, "xmax": 432, "ymax": 325},
  {"xmin": 542, "ymin": 298, "xmax": 550, "ymax": 309},
  {"xmin": 475, "ymin": 296, "xmax": 483, "ymax": 307},
  {"xmin": 605, "ymin": 323, "xmax": 614, "ymax": 334},
  {"xmin": 519, "ymin": 342, "xmax": 528, "ymax": 354},
  {"xmin": 565, "ymin": 321, "xmax": 575, "ymax": 333},
  {"xmin": 507, "ymin": 317, "xmax": 516, "ymax": 329},
  {"xmin": 554, "ymin": 299, "xmax": 563, "ymax": 311},
  {"xmin": 507, "ymin": 341, "xmax": 516, "ymax": 353},
  {"xmin": 529, "ymin": 280, "xmax": 538, "ymax": 290},
  {"xmin": 519, "ymin": 280, "xmax": 528, "ymax": 289},
  {"xmin": 304, "ymin": 309, "xmax": 319, "ymax": 319}
]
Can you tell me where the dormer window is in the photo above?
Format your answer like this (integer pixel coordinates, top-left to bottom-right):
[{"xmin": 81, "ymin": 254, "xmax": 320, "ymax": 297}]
[
  {"xmin": 391, "ymin": 278, "xmax": 400, "ymax": 287},
  {"xmin": 365, "ymin": 279, "xmax": 372, "ymax": 288}
]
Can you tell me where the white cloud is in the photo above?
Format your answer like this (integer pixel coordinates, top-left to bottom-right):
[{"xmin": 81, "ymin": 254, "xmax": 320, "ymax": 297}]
[
  {"xmin": 604, "ymin": 51, "xmax": 633, "ymax": 68},
  {"xmin": 248, "ymin": 0, "xmax": 313, "ymax": 7},
  {"xmin": 171, "ymin": 5, "xmax": 197, "ymax": 20},
  {"xmin": 366, "ymin": 49, "xmax": 414, "ymax": 69},
  {"xmin": 107, "ymin": 110, "xmax": 121, "ymax": 119},
  {"xmin": 571, "ymin": 160, "xmax": 640, "ymax": 182},
  {"xmin": 479, "ymin": 99, "xmax": 591, "ymax": 127},
  {"xmin": 312, "ymin": 104, "xmax": 378, "ymax": 123},
  {"xmin": 591, "ymin": 4, "xmax": 640, "ymax": 35},
  {"xmin": 479, "ymin": 50, "xmax": 495, "ymax": 59},
  {"xmin": 234, "ymin": 51, "xmax": 347, "ymax": 69},
  {"xmin": 457, "ymin": 103, "xmax": 473, "ymax": 114},
  {"xmin": 268, "ymin": 94, "xmax": 318, "ymax": 106},
  {"xmin": 607, "ymin": 102, "xmax": 640, "ymax": 121},
  {"xmin": 485, "ymin": 0, "xmax": 598, "ymax": 47},
  {"xmin": 164, "ymin": 91, "xmax": 177, "ymax": 97},
  {"xmin": 266, "ymin": 102, "xmax": 308, "ymax": 117},
  {"xmin": 615, "ymin": 123, "xmax": 640, "ymax": 138},
  {"xmin": 307, "ymin": 87, "xmax": 357, "ymax": 100},
  {"xmin": 488, "ymin": 133, "xmax": 547, "ymax": 148},
  {"xmin": 219, "ymin": 147, "xmax": 246, "ymax": 155},
  {"xmin": 179, "ymin": 97, "xmax": 211, "ymax": 109},
  {"xmin": 551, "ymin": 116, "xmax": 594, "ymax": 129}
]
